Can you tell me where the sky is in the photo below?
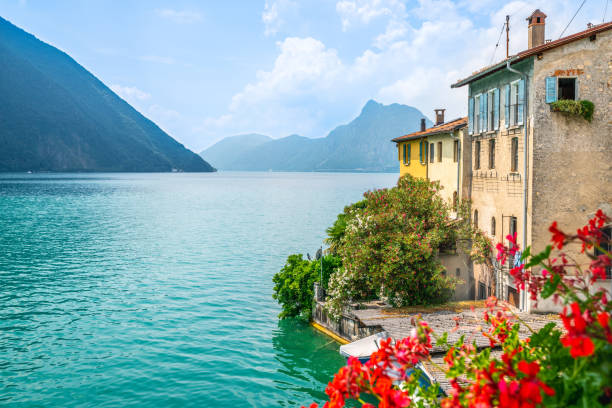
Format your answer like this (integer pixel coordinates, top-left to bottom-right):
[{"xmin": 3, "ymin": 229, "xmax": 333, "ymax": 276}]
[{"xmin": 0, "ymin": 0, "xmax": 609, "ymax": 152}]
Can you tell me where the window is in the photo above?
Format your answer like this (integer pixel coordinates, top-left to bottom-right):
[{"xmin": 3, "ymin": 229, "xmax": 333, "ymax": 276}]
[
  {"xmin": 509, "ymin": 216, "xmax": 517, "ymax": 245},
  {"xmin": 508, "ymin": 80, "xmax": 524, "ymax": 126},
  {"xmin": 419, "ymin": 140, "xmax": 428, "ymax": 164},
  {"xmin": 474, "ymin": 94, "xmax": 481, "ymax": 133},
  {"xmin": 475, "ymin": 141, "xmax": 481, "ymax": 169},
  {"xmin": 468, "ymin": 97, "xmax": 475, "ymax": 134},
  {"xmin": 487, "ymin": 90, "xmax": 494, "ymax": 131},
  {"xmin": 558, "ymin": 78, "xmax": 576, "ymax": 100},
  {"xmin": 452, "ymin": 191, "xmax": 457, "ymax": 210},
  {"xmin": 473, "ymin": 210, "xmax": 479, "ymax": 228},
  {"xmin": 437, "ymin": 142, "xmax": 442, "ymax": 162},
  {"xmin": 478, "ymin": 282, "xmax": 487, "ymax": 300},
  {"xmin": 403, "ymin": 144, "xmax": 410, "ymax": 165},
  {"xmin": 511, "ymin": 137, "xmax": 519, "ymax": 172},
  {"xmin": 489, "ymin": 139, "xmax": 495, "ymax": 169},
  {"xmin": 594, "ymin": 226, "xmax": 611, "ymax": 279},
  {"xmin": 491, "ymin": 217, "xmax": 496, "ymax": 236},
  {"xmin": 453, "ymin": 140, "xmax": 459, "ymax": 163},
  {"xmin": 456, "ymin": 268, "xmax": 461, "ymax": 277}
]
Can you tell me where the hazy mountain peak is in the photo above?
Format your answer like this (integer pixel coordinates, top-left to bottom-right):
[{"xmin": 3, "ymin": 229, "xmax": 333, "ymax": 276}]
[{"xmin": 201, "ymin": 101, "xmax": 432, "ymax": 172}]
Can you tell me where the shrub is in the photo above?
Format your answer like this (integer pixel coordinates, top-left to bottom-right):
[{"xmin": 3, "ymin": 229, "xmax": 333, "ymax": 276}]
[
  {"xmin": 272, "ymin": 254, "xmax": 341, "ymax": 320},
  {"xmin": 550, "ymin": 99, "xmax": 594, "ymax": 122},
  {"xmin": 324, "ymin": 175, "xmax": 455, "ymax": 318},
  {"xmin": 304, "ymin": 210, "xmax": 612, "ymax": 408}
]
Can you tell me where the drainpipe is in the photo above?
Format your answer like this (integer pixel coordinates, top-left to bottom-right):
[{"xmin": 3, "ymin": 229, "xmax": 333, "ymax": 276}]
[{"xmin": 505, "ymin": 58, "xmax": 529, "ymax": 312}]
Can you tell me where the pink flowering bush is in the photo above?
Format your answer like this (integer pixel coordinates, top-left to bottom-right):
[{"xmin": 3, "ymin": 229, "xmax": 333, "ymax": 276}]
[
  {"xmin": 306, "ymin": 210, "xmax": 612, "ymax": 407},
  {"xmin": 325, "ymin": 175, "xmax": 455, "ymax": 318}
]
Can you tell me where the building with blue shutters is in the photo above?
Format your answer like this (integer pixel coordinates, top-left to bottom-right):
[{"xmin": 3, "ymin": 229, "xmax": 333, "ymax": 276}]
[{"xmin": 451, "ymin": 10, "xmax": 612, "ymax": 312}]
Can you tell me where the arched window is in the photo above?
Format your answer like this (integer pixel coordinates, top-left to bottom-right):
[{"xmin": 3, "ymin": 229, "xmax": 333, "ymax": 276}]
[
  {"xmin": 473, "ymin": 210, "xmax": 479, "ymax": 228},
  {"xmin": 491, "ymin": 217, "xmax": 496, "ymax": 236}
]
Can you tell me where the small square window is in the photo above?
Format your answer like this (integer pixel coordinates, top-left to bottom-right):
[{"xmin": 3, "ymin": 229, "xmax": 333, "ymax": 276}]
[{"xmin": 558, "ymin": 78, "xmax": 576, "ymax": 101}]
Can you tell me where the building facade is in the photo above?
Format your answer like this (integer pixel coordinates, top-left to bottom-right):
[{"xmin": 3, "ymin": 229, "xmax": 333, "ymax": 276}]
[
  {"xmin": 452, "ymin": 12, "xmax": 612, "ymax": 310},
  {"xmin": 394, "ymin": 118, "xmax": 429, "ymax": 179},
  {"xmin": 393, "ymin": 112, "xmax": 472, "ymax": 301}
]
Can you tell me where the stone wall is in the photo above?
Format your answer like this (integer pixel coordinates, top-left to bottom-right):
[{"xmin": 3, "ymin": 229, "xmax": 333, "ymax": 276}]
[
  {"xmin": 312, "ymin": 301, "xmax": 383, "ymax": 342},
  {"xmin": 528, "ymin": 28, "xmax": 612, "ymax": 311}
]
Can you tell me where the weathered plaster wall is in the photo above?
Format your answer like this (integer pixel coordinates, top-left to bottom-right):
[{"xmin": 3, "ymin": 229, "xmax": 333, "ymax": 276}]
[
  {"xmin": 427, "ymin": 131, "xmax": 461, "ymax": 205},
  {"xmin": 439, "ymin": 251, "xmax": 474, "ymax": 300},
  {"xmin": 529, "ymin": 29, "xmax": 612, "ymax": 311}
]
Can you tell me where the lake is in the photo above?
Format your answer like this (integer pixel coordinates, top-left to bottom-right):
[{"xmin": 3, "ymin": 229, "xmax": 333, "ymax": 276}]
[{"xmin": 0, "ymin": 172, "xmax": 398, "ymax": 407}]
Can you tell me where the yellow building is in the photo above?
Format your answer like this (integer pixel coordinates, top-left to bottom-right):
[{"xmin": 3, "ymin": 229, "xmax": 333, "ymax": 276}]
[{"xmin": 392, "ymin": 119, "xmax": 429, "ymax": 179}]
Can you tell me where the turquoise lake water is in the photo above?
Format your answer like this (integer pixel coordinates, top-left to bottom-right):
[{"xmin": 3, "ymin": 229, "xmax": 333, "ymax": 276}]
[{"xmin": 0, "ymin": 172, "xmax": 398, "ymax": 407}]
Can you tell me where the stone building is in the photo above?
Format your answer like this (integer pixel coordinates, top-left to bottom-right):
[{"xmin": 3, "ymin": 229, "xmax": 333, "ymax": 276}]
[{"xmin": 451, "ymin": 11, "xmax": 612, "ymax": 311}]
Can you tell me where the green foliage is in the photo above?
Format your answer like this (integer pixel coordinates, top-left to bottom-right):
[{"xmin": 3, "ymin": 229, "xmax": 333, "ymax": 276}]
[
  {"xmin": 325, "ymin": 175, "xmax": 455, "ymax": 318},
  {"xmin": 325, "ymin": 200, "xmax": 367, "ymax": 254},
  {"xmin": 272, "ymin": 254, "xmax": 341, "ymax": 320},
  {"xmin": 551, "ymin": 99, "xmax": 595, "ymax": 122},
  {"xmin": 529, "ymin": 322, "xmax": 612, "ymax": 407}
]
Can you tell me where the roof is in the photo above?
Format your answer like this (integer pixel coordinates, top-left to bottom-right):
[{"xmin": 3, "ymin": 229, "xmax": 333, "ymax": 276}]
[
  {"xmin": 451, "ymin": 20, "xmax": 612, "ymax": 88},
  {"xmin": 392, "ymin": 117, "xmax": 467, "ymax": 143}
]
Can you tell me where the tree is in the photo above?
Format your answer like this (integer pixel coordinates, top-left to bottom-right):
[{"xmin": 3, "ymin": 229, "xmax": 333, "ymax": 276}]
[{"xmin": 325, "ymin": 175, "xmax": 455, "ymax": 318}]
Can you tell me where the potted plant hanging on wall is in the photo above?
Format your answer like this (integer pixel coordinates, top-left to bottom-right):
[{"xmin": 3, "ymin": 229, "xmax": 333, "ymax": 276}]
[{"xmin": 550, "ymin": 99, "xmax": 594, "ymax": 122}]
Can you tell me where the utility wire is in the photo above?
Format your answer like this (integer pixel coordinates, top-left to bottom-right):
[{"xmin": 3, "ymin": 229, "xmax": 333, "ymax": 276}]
[
  {"xmin": 604, "ymin": 0, "xmax": 609, "ymax": 22},
  {"xmin": 559, "ymin": 0, "xmax": 587, "ymax": 38},
  {"xmin": 490, "ymin": 22, "xmax": 507, "ymax": 64}
]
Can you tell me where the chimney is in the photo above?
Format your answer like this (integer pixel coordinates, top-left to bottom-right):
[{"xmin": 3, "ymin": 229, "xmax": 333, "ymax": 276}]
[
  {"xmin": 527, "ymin": 9, "xmax": 547, "ymax": 48},
  {"xmin": 420, "ymin": 118, "xmax": 426, "ymax": 132},
  {"xmin": 434, "ymin": 109, "xmax": 445, "ymax": 125}
]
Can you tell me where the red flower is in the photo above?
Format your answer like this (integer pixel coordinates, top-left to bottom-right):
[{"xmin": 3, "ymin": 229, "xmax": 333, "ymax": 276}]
[
  {"xmin": 561, "ymin": 335, "xmax": 595, "ymax": 358},
  {"xmin": 549, "ymin": 221, "xmax": 566, "ymax": 249}
]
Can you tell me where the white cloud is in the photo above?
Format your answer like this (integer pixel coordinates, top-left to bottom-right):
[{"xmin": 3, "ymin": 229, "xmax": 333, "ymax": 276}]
[
  {"xmin": 336, "ymin": 0, "xmax": 405, "ymax": 30},
  {"xmin": 262, "ymin": 0, "xmax": 297, "ymax": 36},
  {"xmin": 155, "ymin": 9, "xmax": 202, "ymax": 24},
  {"xmin": 230, "ymin": 37, "xmax": 344, "ymax": 109},
  {"xmin": 110, "ymin": 84, "xmax": 151, "ymax": 104},
  {"xmin": 195, "ymin": 0, "xmax": 608, "ymax": 146}
]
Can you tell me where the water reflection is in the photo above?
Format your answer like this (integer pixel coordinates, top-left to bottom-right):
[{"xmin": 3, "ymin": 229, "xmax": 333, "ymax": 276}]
[{"xmin": 272, "ymin": 319, "xmax": 345, "ymax": 407}]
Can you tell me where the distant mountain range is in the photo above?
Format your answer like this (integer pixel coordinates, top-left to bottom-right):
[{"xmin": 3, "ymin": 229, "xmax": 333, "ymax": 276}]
[
  {"xmin": 0, "ymin": 16, "xmax": 214, "ymax": 172},
  {"xmin": 200, "ymin": 100, "xmax": 431, "ymax": 172}
]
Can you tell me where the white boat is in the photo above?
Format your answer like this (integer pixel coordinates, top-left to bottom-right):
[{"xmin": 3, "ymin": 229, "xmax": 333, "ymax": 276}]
[{"xmin": 339, "ymin": 331, "xmax": 390, "ymax": 363}]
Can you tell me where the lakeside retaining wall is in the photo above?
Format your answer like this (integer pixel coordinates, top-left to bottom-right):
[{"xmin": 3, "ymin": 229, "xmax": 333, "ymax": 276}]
[{"xmin": 312, "ymin": 283, "xmax": 382, "ymax": 342}]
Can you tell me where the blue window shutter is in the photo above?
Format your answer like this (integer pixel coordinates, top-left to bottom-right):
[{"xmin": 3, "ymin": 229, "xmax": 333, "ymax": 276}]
[
  {"xmin": 518, "ymin": 79, "xmax": 525, "ymax": 125},
  {"xmin": 419, "ymin": 141, "xmax": 422, "ymax": 162},
  {"xmin": 494, "ymin": 88, "xmax": 500, "ymax": 130},
  {"xmin": 468, "ymin": 97, "xmax": 474, "ymax": 134},
  {"xmin": 504, "ymin": 84, "xmax": 510, "ymax": 128},
  {"xmin": 545, "ymin": 77, "xmax": 557, "ymax": 103},
  {"xmin": 407, "ymin": 144, "xmax": 411, "ymax": 164},
  {"xmin": 479, "ymin": 96, "xmax": 484, "ymax": 132},
  {"xmin": 483, "ymin": 93, "xmax": 488, "ymax": 131}
]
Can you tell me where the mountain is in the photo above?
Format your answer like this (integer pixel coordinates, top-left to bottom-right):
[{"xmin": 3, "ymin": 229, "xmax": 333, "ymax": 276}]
[
  {"xmin": 0, "ymin": 17, "xmax": 214, "ymax": 172},
  {"xmin": 200, "ymin": 133, "xmax": 272, "ymax": 170},
  {"xmin": 200, "ymin": 100, "xmax": 431, "ymax": 172}
]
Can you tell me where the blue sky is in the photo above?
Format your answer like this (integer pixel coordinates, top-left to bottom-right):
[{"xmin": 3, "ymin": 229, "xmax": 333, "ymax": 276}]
[{"xmin": 1, "ymin": 0, "xmax": 609, "ymax": 152}]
